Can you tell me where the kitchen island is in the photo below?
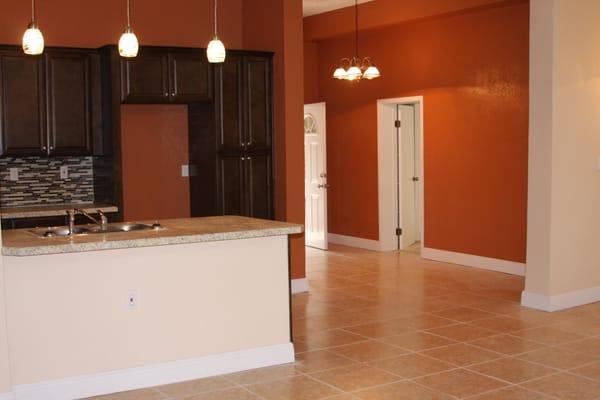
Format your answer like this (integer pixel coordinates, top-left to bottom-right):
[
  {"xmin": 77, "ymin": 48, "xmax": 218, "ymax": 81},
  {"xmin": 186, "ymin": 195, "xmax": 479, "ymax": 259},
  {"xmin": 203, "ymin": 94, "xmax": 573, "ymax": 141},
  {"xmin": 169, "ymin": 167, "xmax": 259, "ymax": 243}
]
[{"xmin": 0, "ymin": 216, "xmax": 302, "ymax": 400}]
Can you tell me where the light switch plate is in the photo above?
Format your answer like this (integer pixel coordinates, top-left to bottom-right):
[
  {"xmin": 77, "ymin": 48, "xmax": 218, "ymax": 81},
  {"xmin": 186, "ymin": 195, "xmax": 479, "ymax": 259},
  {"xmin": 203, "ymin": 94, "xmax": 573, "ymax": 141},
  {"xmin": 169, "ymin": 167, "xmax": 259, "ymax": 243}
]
[
  {"xmin": 9, "ymin": 168, "xmax": 18, "ymax": 181},
  {"xmin": 181, "ymin": 165, "xmax": 190, "ymax": 177},
  {"xmin": 60, "ymin": 166, "xmax": 69, "ymax": 179}
]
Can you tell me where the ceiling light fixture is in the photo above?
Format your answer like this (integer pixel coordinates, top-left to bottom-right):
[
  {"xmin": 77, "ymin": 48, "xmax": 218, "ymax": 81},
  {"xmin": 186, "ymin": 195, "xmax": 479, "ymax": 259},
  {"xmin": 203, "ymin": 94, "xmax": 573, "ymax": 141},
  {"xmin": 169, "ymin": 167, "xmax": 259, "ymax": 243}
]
[
  {"xmin": 207, "ymin": 0, "xmax": 226, "ymax": 63},
  {"xmin": 119, "ymin": 0, "xmax": 139, "ymax": 58},
  {"xmin": 332, "ymin": 0, "xmax": 381, "ymax": 81},
  {"xmin": 22, "ymin": 0, "xmax": 44, "ymax": 55}
]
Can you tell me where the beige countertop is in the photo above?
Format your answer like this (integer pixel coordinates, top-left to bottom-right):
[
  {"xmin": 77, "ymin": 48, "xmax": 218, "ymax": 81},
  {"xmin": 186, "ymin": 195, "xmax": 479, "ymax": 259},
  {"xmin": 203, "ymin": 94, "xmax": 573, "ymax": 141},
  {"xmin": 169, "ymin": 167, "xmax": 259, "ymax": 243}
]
[
  {"xmin": 2, "ymin": 216, "xmax": 303, "ymax": 257},
  {"xmin": 0, "ymin": 203, "xmax": 119, "ymax": 219}
]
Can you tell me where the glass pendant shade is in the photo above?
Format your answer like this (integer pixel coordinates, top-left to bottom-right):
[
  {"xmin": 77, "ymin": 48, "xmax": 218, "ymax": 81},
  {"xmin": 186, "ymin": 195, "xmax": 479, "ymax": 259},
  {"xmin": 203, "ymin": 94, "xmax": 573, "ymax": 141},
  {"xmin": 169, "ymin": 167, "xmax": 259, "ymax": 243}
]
[
  {"xmin": 333, "ymin": 67, "xmax": 347, "ymax": 79},
  {"xmin": 345, "ymin": 65, "xmax": 362, "ymax": 80},
  {"xmin": 22, "ymin": 23, "xmax": 44, "ymax": 55},
  {"xmin": 207, "ymin": 38, "xmax": 226, "ymax": 63},
  {"xmin": 362, "ymin": 65, "xmax": 381, "ymax": 80},
  {"xmin": 119, "ymin": 28, "xmax": 139, "ymax": 58}
]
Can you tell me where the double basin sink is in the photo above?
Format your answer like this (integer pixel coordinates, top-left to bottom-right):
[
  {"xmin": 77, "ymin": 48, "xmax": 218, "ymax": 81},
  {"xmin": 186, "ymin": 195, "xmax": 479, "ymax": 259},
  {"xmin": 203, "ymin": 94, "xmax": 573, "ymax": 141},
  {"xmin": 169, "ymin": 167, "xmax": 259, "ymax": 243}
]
[{"xmin": 31, "ymin": 222, "xmax": 162, "ymax": 238}]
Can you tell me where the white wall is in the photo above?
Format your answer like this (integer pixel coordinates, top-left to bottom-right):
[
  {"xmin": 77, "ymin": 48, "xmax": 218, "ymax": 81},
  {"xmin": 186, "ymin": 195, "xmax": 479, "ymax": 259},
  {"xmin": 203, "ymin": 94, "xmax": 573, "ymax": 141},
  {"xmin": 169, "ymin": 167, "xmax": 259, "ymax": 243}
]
[{"xmin": 524, "ymin": 0, "xmax": 600, "ymax": 309}]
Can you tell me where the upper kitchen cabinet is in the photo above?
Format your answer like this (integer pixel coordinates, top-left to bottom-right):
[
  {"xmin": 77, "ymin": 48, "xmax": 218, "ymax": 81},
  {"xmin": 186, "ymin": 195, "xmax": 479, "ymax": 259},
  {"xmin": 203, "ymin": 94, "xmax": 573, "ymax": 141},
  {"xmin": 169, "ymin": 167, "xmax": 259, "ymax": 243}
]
[
  {"xmin": 0, "ymin": 46, "xmax": 101, "ymax": 157},
  {"xmin": 244, "ymin": 56, "xmax": 272, "ymax": 150},
  {"xmin": 0, "ymin": 49, "xmax": 46, "ymax": 156},
  {"xmin": 120, "ymin": 47, "xmax": 212, "ymax": 104}
]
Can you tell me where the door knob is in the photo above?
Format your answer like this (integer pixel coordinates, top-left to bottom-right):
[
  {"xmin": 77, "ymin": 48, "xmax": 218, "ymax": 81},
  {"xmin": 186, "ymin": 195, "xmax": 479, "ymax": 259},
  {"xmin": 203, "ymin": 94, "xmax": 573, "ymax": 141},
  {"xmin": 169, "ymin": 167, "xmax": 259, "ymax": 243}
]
[
  {"xmin": 320, "ymin": 172, "xmax": 327, "ymax": 178},
  {"xmin": 412, "ymin": 176, "xmax": 419, "ymax": 182},
  {"xmin": 318, "ymin": 184, "xmax": 330, "ymax": 189}
]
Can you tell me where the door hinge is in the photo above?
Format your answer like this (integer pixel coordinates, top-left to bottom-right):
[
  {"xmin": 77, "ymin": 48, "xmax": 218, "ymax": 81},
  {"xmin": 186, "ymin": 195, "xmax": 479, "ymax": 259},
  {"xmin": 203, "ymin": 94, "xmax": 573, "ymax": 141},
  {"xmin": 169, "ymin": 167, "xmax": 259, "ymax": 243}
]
[
  {"xmin": 394, "ymin": 120, "xmax": 401, "ymax": 128},
  {"xmin": 396, "ymin": 228, "xmax": 402, "ymax": 236}
]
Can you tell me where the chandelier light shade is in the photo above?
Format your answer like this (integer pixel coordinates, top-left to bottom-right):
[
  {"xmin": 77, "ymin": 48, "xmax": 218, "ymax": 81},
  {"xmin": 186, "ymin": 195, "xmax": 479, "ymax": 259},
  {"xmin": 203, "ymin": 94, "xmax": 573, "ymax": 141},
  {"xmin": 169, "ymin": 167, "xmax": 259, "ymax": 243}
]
[
  {"xmin": 207, "ymin": 0, "xmax": 226, "ymax": 63},
  {"xmin": 332, "ymin": 0, "xmax": 381, "ymax": 81},
  {"xmin": 22, "ymin": 0, "xmax": 44, "ymax": 55},
  {"xmin": 119, "ymin": 0, "xmax": 139, "ymax": 58}
]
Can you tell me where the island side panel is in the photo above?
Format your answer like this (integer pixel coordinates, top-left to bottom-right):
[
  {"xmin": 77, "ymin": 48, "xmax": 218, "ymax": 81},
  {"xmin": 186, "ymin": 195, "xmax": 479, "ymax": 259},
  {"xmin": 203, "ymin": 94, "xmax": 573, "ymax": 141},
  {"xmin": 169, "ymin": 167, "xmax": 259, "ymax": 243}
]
[{"xmin": 3, "ymin": 235, "xmax": 291, "ymax": 386}]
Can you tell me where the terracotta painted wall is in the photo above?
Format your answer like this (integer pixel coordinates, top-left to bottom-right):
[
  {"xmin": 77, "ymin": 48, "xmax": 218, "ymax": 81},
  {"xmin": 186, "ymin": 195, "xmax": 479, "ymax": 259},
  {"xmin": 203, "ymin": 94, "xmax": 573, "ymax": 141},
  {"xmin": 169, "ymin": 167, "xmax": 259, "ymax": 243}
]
[
  {"xmin": 304, "ymin": 42, "xmax": 320, "ymax": 104},
  {"xmin": 121, "ymin": 105, "xmax": 191, "ymax": 221},
  {"xmin": 306, "ymin": 2, "xmax": 529, "ymax": 262}
]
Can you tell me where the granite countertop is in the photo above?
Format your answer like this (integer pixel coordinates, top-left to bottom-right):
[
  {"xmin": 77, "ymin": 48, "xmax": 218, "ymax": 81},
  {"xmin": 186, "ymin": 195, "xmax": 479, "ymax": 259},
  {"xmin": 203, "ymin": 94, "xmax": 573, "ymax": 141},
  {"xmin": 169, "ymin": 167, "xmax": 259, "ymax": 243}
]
[
  {"xmin": 0, "ymin": 203, "xmax": 119, "ymax": 219},
  {"xmin": 2, "ymin": 216, "xmax": 303, "ymax": 257}
]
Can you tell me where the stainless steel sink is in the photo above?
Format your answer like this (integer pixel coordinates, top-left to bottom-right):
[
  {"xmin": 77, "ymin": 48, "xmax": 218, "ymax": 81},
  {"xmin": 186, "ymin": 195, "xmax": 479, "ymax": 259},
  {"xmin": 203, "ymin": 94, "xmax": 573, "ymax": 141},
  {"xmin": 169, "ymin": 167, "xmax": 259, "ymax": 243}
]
[{"xmin": 30, "ymin": 222, "xmax": 161, "ymax": 238}]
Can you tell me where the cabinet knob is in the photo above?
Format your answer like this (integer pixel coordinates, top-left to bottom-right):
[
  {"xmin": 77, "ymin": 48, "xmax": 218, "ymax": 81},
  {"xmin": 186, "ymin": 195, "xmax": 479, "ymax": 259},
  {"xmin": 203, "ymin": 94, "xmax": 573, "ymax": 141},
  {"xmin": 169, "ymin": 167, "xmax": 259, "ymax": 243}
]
[
  {"xmin": 164, "ymin": 92, "xmax": 169, "ymax": 97},
  {"xmin": 171, "ymin": 92, "xmax": 175, "ymax": 97},
  {"xmin": 241, "ymin": 157, "xmax": 246, "ymax": 161},
  {"xmin": 247, "ymin": 157, "xmax": 252, "ymax": 161},
  {"xmin": 49, "ymin": 146, "xmax": 54, "ymax": 151},
  {"xmin": 42, "ymin": 145, "xmax": 47, "ymax": 151}
]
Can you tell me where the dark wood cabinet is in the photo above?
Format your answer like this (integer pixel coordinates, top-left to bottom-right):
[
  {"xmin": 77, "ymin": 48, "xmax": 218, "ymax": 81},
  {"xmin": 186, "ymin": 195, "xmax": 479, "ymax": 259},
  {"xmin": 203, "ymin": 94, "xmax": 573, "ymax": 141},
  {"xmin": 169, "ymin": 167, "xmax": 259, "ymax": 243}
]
[
  {"xmin": 0, "ymin": 50, "xmax": 46, "ymax": 156},
  {"xmin": 0, "ymin": 46, "xmax": 99, "ymax": 157},
  {"xmin": 121, "ymin": 47, "xmax": 211, "ymax": 104},
  {"xmin": 190, "ymin": 51, "xmax": 274, "ymax": 220}
]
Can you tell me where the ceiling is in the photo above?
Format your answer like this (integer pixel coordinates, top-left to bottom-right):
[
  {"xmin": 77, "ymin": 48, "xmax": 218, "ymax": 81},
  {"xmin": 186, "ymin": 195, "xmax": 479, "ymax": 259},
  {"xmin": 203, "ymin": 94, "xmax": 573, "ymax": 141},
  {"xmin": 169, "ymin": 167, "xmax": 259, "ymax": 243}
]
[{"xmin": 303, "ymin": 0, "xmax": 376, "ymax": 17}]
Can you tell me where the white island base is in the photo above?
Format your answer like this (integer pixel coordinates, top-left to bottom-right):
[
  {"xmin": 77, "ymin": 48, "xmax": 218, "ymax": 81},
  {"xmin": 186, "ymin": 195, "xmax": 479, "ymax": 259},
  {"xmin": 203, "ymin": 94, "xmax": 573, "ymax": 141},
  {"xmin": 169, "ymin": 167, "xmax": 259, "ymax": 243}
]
[{"xmin": 2, "ymin": 231, "xmax": 295, "ymax": 400}]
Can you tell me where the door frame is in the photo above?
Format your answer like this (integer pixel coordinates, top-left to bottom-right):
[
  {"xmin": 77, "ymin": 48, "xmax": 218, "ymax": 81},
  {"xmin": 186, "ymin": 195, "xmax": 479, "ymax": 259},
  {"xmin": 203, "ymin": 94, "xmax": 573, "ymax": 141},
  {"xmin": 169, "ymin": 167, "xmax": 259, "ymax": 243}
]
[
  {"xmin": 377, "ymin": 96, "xmax": 424, "ymax": 252},
  {"xmin": 304, "ymin": 102, "xmax": 328, "ymax": 250}
]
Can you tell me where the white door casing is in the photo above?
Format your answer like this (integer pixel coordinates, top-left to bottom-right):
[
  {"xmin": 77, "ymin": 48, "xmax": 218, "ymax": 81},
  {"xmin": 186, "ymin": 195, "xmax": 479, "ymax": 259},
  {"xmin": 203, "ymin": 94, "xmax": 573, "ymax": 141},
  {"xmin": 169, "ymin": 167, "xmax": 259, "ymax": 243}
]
[{"xmin": 304, "ymin": 103, "xmax": 328, "ymax": 250}]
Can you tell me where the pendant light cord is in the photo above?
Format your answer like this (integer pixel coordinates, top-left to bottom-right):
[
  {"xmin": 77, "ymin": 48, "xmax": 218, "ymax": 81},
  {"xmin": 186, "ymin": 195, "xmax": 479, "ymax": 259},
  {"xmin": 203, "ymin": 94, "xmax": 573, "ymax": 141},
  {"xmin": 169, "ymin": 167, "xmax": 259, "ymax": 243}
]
[
  {"xmin": 31, "ymin": 0, "xmax": 36, "ymax": 23},
  {"xmin": 214, "ymin": 0, "xmax": 218, "ymax": 38},
  {"xmin": 127, "ymin": 0, "xmax": 131, "ymax": 28}
]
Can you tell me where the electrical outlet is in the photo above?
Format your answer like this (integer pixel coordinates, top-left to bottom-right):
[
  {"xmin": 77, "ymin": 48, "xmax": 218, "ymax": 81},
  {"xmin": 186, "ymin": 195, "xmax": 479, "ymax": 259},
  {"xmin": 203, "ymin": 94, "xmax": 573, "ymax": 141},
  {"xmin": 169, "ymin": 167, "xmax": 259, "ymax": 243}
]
[
  {"xmin": 127, "ymin": 291, "xmax": 138, "ymax": 309},
  {"xmin": 9, "ymin": 168, "xmax": 18, "ymax": 181},
  {"xmin": 181, "ymin": 165, "xmax": 189, "ymax": 177},
  {"xmin": 60, "ymin": 165, "xmax": 69, "ymax": 179}
]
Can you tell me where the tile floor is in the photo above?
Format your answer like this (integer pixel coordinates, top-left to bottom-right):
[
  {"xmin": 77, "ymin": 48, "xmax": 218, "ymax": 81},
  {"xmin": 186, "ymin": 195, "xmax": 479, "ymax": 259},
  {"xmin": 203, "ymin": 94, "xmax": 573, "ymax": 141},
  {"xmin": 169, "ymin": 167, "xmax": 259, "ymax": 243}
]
[{"xmin": 90, "ymin": 244, "xmax": 600, "ymax": 399}]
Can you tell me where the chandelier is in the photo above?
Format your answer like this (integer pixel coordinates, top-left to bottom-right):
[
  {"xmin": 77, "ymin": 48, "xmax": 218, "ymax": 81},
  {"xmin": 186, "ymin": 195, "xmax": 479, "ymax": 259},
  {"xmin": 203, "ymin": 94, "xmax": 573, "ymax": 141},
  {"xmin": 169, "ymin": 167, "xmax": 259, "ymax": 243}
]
[{"xmin": 332, "ymin": 0, "xmax": 381, "ymax": 81}]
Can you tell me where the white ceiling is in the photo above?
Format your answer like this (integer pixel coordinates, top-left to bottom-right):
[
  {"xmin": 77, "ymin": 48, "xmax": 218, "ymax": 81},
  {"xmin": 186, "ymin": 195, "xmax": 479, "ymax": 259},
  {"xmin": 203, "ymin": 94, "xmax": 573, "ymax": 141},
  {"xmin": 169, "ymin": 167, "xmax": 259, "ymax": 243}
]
[{"xmin": 303, "ymin": 0, "xmax": 376, "ymax": 17}]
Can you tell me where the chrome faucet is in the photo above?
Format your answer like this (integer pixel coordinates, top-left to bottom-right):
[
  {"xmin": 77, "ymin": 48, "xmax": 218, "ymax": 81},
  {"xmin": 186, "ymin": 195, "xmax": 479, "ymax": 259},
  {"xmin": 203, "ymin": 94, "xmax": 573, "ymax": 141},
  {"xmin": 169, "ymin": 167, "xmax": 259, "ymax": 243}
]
[{"xmin": 66, "ymin": 209, "xmax": 108, "ymax": 234}]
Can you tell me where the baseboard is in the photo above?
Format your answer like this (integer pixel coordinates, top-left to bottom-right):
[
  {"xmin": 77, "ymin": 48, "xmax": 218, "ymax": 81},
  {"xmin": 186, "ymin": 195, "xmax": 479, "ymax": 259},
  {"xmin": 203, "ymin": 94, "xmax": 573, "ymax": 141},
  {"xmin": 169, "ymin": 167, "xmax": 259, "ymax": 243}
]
[
  {"xmin": 0, "ymin": 392, "xmax": 14, "ymax": 400},
  {"xmin": 422, "ymin": 247, "xmax": 526, "ymax": 276},
  {"xmin": 328, "ymin": 233, "xmax": 380, "ymax": 251},
  {"xmin": 10, "ymin": 343, "xmax": 294, "ymax": 400},
  {"xmin": 521, "ymin": 286, "xmax": 600, "ymax": 311},
  {"xmin": 291, "ymin": 278, "xmax": 309, "ymax": 294}
]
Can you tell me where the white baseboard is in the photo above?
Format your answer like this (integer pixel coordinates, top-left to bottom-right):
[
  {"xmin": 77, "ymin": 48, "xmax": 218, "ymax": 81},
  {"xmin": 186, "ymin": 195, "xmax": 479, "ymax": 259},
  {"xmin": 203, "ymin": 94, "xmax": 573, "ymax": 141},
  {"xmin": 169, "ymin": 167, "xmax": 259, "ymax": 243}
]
[
  {"xmin": 521, "ymin": 286, "xmax": 600, "ymax": 311},
  {"xmin": 291, "ymin": 278, "xmax": 309, "ymax": 294},
  {"xmin": 0, "ymin": 392, "xmax": 14, "ymax": 400},
  {"xmin": 10, "ymin": 343, "xmax": 294, "ymax": 400},
  {"xmin": 422, "ymin": 247, "xmax": 526, "ymax": 276},
  {"xmin": 328, "ymin": 233, "xmax": 380, "ymax": 251}
]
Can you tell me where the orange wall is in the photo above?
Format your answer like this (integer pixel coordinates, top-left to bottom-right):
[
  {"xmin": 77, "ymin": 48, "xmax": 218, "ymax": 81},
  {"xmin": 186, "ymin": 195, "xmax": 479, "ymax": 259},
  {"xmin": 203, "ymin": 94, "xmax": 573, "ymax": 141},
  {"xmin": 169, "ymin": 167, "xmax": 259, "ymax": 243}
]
[
  {"xmin": 121, "ymin": 105, "xmax": 191, "ymax": 221},
  {"xmin": 304, "ymin": 42, "xmax": 320, "ymax": 104},
  {"xmin": 306, "ymin": 2, "xmax": 529, "ymax": 262}
]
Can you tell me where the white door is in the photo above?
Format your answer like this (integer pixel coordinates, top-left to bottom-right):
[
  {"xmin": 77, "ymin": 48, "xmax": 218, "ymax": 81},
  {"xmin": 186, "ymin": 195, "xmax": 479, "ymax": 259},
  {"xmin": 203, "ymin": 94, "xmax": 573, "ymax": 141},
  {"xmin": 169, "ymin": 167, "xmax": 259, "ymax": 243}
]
[
  {"xmin": 304, "ymin": 103, "xmax": 328, "ymax": 250},
  {"xmin": 398, "ymin": 105, "xmax": 417, "ymax": 249}
]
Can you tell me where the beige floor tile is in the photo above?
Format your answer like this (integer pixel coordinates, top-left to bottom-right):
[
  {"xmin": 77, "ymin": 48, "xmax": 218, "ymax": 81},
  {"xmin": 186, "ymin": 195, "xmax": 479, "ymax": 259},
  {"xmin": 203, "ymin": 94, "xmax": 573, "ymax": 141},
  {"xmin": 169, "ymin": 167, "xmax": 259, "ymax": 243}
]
[
  {"xmin": 518, "ymin": 346, "xmax": 597, "ymax": 369},
  {"xmin": 467, "ymin": 386, "xmax": 554, "ymax": 399},
  {"xmin": 353, "ymin": 381, "xmax": 454, "ymax": 399},
  {"xmin": 420, "ymin": 343, "xmax": 502, "ymax": 367},
  {"xmin": 571, "ymin": 361, "xmax": 600, "ymax": 381},
  {"xmin": 379, "ymin": 331, "xmax": 455, "ymax": 351},
  {"xmin": 394, "ymin": 314, "xmax": 456, "ymax": 330},
  {"xmin": 467, "ymin": 357, "xmax": 556, "ymax": 383},
  {"xmin": 309, "ymin": 364, "xmax": 401, "ymax": 391},
  {"xmin": 343, "ymin": 319, "xmax": 416, "ymax": 338},
  {"xmin": 369, "ymin": 353, "xmax": 455, "ymax": 379},
  {"xmin": 469, "ymin": 316, "xmax": 537, "ymax": 333},
  {"xmin": 521, "ymin": 372, "xmax": 600, "ymax": 400},
  {"xmin": 510, "ymin": 326, "xmax": 586, "ymax": 345},
  {"xmin": 432, "ymin": 307, "xmax": 496, "ymax": 322},
  {"xmin": 469, "ymin": 334, "xmax": 545, "ymax": 355},
  {"xmin": 294, "ymin": 329, "xmax": 367, "ymax": 352},
  {"xmin": 328, "ymin": 340, "xmax": 408, "ymax": 362},
  {"xmin": 551, "ymin": 317, "xmax": 600, "ymax": 336},
  {"xmin": 226, "ymin": 364, "xmax": 301, "ymax": 385},
  {"xmin": 561, "ymin": 338, "xmax": 600, "ymax": 358},
  {"xmin": 155, "ymin": 377, "xmax": 233, "ymax": 398},
  {"xmin": 413, "ymin": 368, "xmax": 507, "ymax": 398},
  {"xmin": 185, "ymin": 387, "xmax": 262, "ymax": 400},
  {"xmin": 88, "ymin": 388, "xmax": 166, "ymax": 400},
  {"xmin": 246, "ymin": 375, "xmax": 341, "ymax": 400},
  {"xmin": 426, "ymin": 324, "xmax": 497, "ymax": 342},
  {"xmin": 294, "ymin": 350, "xmax": 357, "ymax": 373}
]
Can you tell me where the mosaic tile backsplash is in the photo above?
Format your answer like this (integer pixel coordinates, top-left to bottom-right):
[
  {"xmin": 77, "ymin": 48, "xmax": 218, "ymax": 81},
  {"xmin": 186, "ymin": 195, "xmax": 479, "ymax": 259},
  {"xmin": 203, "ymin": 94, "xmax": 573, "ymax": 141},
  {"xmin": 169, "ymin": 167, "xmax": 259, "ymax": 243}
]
[{"xmin": 0, "ymin": 157, "xmax": 94, "ymax": 207}]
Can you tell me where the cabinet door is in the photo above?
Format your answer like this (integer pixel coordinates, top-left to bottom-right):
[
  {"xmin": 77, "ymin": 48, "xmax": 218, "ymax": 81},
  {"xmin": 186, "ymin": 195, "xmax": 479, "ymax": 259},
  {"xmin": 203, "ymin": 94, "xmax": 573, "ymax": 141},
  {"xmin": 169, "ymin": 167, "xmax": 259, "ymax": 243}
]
[
  {"xmin": 217, "ymin": 154, "xmax": 245, "ymax": 215},
  {"xmin": 217, "ymin": 54, "xmax": 244, "ymax": 150},
  {"xmin": 46, "ymin": 51, "xmax": 92, "ymax": 155},
  {"xmin": 169, "ymin": 51, "xmax": 212, "ymax": 103},
  {"xmin": 0, "ymin": 52, "xmax": 46, "ymax": 156},
  {"xmin": 120, "ymin": 51, "xmax": 169, "ymax": 103},
  {"xmin": 244, "ymin": 154, "xmax": 272, "ymax": 219},
  {"xmin": 244, "ymin": 56, "xmax": 272, "ymax": 150}
]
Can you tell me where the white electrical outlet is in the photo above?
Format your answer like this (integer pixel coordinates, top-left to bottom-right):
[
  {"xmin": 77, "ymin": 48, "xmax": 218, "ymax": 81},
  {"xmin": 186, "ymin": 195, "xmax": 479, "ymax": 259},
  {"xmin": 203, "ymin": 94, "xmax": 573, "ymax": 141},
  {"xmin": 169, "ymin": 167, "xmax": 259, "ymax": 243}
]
[
  {"xmin": 8, "ymin": 168, "xmax": 18, "ymax": 181},
  {"xmin": 60, "ymin": 165, "xmax": 69, "ymax": 179},
  {"xmin": 127, "ymin": 291, "xmax": 138, "ymax": 309},
  {"xmin": 181, "ymin": 165, "xmax": 189, "ymax": 177}
]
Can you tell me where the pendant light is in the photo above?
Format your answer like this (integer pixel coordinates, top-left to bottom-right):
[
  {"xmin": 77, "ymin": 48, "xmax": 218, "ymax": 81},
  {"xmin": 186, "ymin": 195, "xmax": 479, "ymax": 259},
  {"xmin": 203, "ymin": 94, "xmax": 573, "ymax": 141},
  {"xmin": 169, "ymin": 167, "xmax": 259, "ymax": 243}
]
[
  {"xmin": 22, "ymin": 0, "xmax": 44, "ymax": 55},
  {"xmin": 332, "ymin": 0, "xmax": 381, "ymax": 81},
  {"xmin": 207, "ymin": 0, "xmax": 226, "ymax": 63},
  {"xmin": 119, "ymin": 0, "xmax": 139, "ymax": 58}
]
